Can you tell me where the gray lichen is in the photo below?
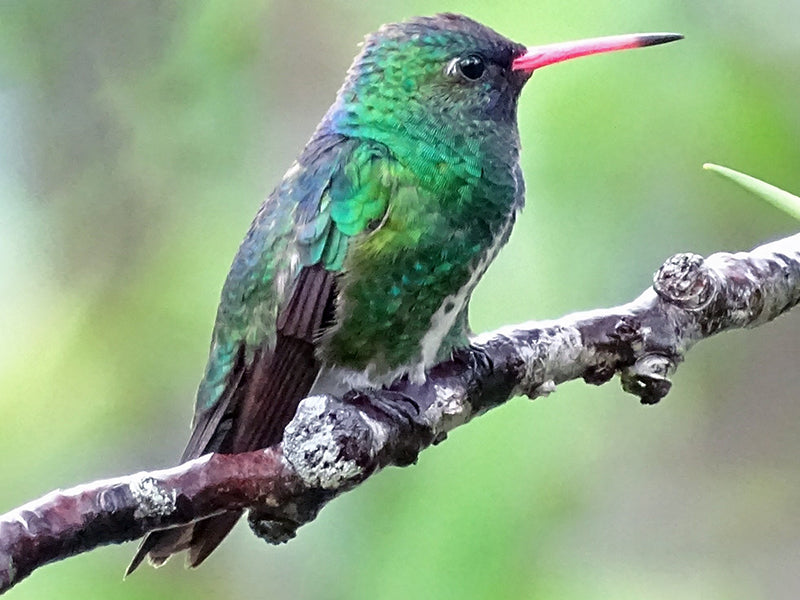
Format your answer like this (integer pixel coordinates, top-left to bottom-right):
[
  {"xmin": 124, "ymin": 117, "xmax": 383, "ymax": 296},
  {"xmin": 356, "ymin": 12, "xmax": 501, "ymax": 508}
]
[
  {"xmin": 129, "ymin": 476, "xmax": 177, "ymax": 519},
  {"xmin": 425, "ymin": 383, "xmax": 470, "ymax": 436},
  {"xmin": 282, "ymin": 395, "xmax": 377, "ymax": 489},
  {"xmin": 5, "ymin": 233, "xmax": 800, "ymax": 594}
]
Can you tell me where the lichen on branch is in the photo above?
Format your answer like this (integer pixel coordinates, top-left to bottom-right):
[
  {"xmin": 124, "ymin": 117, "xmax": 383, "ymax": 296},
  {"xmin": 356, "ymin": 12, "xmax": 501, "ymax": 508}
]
[{"xmin": 2, "ymin": 232, "xmax": 800, "ymax": 594}]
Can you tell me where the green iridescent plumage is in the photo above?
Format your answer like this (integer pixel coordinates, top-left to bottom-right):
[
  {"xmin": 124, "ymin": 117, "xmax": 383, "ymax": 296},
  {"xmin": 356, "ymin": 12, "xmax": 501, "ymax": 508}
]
[
  {"xmin": 126, "ymin": 15, "xmax": 682, "ymax": 572},
  {"xmin": 132, "ymin": 13, "xmax": 530, "ymax": 571}
]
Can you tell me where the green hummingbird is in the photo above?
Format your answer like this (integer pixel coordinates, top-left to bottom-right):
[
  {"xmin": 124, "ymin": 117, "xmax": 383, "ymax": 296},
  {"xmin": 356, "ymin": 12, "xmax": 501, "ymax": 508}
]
[{"xmin": 128, "ymin": 14, "xmax": 681, "ymax": 572}]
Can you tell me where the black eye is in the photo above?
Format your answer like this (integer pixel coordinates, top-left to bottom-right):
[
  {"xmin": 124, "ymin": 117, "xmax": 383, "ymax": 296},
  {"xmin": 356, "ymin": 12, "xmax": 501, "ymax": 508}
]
[{"xmin": 456, "ymin": 55, "xmax": 485, "ymax": 80}]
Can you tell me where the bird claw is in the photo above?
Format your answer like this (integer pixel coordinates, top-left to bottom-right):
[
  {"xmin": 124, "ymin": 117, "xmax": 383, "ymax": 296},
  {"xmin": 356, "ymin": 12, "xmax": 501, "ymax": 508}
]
[
  {"xmin": 342, "ymin": 388, "xmax": 420, "ymax": 424},
  {"xmin": 339, "ymin": 388, "xmax": 429, "ymax": 467}
]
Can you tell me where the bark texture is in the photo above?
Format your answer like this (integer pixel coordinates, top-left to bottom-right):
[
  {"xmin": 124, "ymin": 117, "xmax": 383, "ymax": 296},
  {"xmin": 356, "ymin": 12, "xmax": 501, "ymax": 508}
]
[{"xmin": 2, "ymin": 232, "xmax": 799, "ymax": 594}]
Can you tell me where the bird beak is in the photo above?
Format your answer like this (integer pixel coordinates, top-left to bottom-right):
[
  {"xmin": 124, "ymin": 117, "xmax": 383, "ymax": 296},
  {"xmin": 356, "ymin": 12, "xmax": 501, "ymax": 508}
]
[{"xmin": 512, "ymin": 33, "xmax": 683, "ymax": 72}]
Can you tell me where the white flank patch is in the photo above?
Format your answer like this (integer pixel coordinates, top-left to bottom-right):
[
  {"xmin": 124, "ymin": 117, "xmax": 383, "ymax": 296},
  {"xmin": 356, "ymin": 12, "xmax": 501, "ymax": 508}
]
[
  {"xmin": 311, "ymin": 362, "xmax": 423, "ymax": 392},
  {"xmin": 419, "ymin": 215, "xmax": 516, "ymax": 368}
]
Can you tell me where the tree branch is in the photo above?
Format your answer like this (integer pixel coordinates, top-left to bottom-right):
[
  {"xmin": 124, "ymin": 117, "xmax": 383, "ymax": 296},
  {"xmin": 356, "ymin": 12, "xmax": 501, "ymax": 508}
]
[{"xmin": 2, "ymin": 232, "xmax": 800, "ymax": 594}]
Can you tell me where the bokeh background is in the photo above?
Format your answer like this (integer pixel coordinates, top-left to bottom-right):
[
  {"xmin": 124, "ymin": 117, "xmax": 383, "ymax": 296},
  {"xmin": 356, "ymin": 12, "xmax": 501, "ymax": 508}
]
[{"xmin": 2, "ymin": 1, "xmax": 799, "ymax": 599}]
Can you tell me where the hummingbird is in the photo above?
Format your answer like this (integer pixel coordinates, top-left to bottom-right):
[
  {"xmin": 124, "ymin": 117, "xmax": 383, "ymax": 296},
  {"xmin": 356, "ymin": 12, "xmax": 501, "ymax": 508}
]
[{"xmin": 128, "ymin": 13, "xmax": 681, "ymax": 572}]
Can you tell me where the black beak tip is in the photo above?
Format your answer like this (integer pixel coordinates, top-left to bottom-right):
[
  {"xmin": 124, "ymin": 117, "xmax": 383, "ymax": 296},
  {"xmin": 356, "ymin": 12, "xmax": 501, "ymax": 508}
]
[{"xmin": 639, "ymin": 33, "xmax": 684, "ymax": 47}]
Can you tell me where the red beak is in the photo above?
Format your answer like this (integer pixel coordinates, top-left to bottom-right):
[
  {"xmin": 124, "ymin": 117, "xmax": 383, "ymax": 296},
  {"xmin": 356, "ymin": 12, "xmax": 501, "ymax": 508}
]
[{"xmin": 512, "ymin": 33, "xmax": 683, "ymax": 72}]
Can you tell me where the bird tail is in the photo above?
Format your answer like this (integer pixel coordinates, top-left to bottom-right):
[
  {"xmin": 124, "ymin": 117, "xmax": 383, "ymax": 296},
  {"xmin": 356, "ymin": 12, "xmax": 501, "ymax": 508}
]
[
  {"xmin": 126, "ymin": 266, "xmax": 334, "ymax": 574},
  {"xmin": 126, "ymin": 513, "xmax": 240, "ymax": 575}
]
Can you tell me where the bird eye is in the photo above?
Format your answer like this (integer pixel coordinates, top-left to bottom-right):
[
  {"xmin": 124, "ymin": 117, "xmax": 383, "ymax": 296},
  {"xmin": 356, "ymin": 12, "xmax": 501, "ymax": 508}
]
[{"xmin": 456, "ymin": 55, "xmax": 485, "ymax": 80}]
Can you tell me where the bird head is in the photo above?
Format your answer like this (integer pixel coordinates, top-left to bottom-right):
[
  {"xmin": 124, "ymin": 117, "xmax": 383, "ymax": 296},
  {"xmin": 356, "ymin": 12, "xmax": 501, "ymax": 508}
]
[
  {"xmin": 327, "ymin": 14, "xmax": 679, "ymax": 134},
  {"xmin": 322, "ymin": 14, "xmax": 680, "ymax": 189}
]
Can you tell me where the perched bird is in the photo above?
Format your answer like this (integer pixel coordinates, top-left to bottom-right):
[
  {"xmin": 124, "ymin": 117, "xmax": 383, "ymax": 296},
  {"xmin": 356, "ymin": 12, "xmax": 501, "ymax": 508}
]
[{"xmin": 129, "ymin": 13, "xmax": 681, "ymax": 572}]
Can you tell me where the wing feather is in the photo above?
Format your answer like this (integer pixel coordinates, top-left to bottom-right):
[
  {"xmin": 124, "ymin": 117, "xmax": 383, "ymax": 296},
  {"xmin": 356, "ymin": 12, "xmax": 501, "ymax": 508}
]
[{"xmin": 128, "ymin": 135, "xmax": 395, "ymax": 573}]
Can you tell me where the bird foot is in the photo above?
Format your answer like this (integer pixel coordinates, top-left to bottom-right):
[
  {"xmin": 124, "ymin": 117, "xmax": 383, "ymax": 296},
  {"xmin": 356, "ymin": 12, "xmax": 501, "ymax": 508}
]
[{"xmin": 342, "ymin": 388, "xmax": 420, "ymax": 424}]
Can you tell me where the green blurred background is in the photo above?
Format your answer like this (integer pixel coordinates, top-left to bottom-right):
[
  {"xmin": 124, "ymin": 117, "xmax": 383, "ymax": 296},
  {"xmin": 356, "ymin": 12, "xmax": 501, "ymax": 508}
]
[{"xmin": 1, "ymin": 1, "xmax": 799, "ymax": 598}]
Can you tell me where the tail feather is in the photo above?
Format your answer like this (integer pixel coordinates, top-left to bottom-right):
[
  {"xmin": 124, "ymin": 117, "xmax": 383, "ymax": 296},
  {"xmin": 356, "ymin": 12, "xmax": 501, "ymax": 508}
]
[
  {"xmin": 126, "ymin": 524, "xmax": 195, "ymax": 575},
  {"xmin": 187, "ymin": 513, "xmax": 241, "ymax": 567},
  {"xmin": 126, "ymin": 513, "xmax": 241, "ymax": 574},
  {"xmin": 126, "ymin": 334, "xmax": 323, "ymax": 574},
  {"xmin": 127, "ymin": 265, "xmax": 335, "ymax": 573}
]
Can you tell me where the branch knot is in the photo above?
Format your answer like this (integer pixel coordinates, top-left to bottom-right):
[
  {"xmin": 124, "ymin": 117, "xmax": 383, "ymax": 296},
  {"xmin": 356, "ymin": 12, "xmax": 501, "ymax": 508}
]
[{"xmin": 654, "ymin": 252, "xmax": 717, "ymax": 309}]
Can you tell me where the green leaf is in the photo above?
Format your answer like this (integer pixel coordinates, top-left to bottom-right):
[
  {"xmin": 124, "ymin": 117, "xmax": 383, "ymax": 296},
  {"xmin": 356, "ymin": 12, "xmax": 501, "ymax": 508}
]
[{"xmin": 703, "ymin": 163, "xmax": 800, "ymax": 221}]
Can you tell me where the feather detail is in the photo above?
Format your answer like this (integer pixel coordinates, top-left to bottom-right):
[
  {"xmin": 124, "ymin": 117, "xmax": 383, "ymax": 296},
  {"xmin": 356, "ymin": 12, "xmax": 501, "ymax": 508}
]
[{"xmin": 128, "ymin": 266, "xmax": 337, "ymax": 571}]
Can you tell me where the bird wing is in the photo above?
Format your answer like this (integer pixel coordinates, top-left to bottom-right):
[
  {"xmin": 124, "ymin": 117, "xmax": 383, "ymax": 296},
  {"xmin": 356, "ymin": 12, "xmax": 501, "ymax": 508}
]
[{"xmin": 128, "ymin": 134, "xmax": 399, "ymax": 573}]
